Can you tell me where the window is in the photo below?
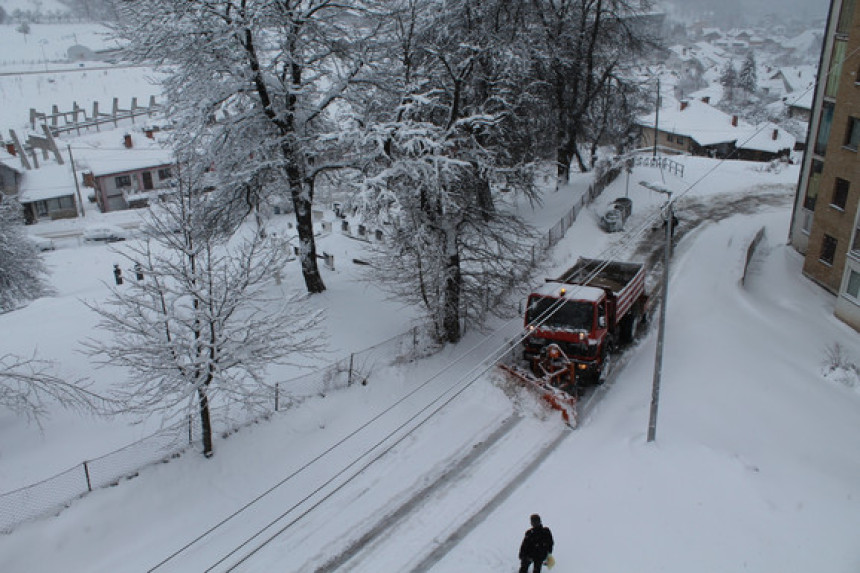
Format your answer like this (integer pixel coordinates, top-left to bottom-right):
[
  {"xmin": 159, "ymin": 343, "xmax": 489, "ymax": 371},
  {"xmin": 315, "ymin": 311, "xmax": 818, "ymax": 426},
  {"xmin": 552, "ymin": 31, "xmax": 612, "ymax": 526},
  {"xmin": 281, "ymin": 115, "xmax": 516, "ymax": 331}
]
[
  {"xmin": 838, "ymin": 0, "xmax": 856, "ymax": 35},
  {"xmin": 826, "ymin": 39, "xmax": 846, "ymax": 98},
  {"xmin": 158, "ymin": 168, "xmax": 173, "ymax": 180},
  {"xmin": 820, "ymin": 234, "xmax": 838, "ymax": 266},
  {"xmin": 832, "ymin": 178, "xmax": 850, "ymax": 210},
  {"xmin": 801, "ymin": 209, "xmax": 814, "ymax": 234},
  {"xmin": 815, "ymin": 102, "xmax": 834, "ymax": 156},
  {"xmin": 847, "ymin": 270, "xmax": 860, "ymax": 299},
  {"xmin": 804, "ymin": 160, "xmax": 823, "ymax": 210},
  {"xmin": 845, "ymin": 117, "xmax": 860, "ymax": 151},
  {"xmin": 852, "ymin": 226, "xmax": 860, "ymax": 252},
  {"xmin": 115, "ymin": 175, "xmax": 131, "ymax": 188}
]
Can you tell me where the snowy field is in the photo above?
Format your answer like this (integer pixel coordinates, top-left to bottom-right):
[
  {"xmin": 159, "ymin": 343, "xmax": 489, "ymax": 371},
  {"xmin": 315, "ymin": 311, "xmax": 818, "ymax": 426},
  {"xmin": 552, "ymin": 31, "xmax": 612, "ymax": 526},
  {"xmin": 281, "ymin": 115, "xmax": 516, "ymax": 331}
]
[
  {"xmin": 0, "ymin": 20, "xmax": 162, "ymax": 131},
  {"xmin": 2, "ymin": 153, "xmax": 859, "ymax": 572}
]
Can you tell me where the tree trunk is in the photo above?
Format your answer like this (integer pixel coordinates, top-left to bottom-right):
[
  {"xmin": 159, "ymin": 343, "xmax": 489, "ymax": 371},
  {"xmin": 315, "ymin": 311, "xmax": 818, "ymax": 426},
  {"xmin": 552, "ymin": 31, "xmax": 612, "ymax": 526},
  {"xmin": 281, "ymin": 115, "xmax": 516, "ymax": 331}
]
[
  {"xmin": 557, "ymin": 146, "xmax": 573, "ymax": 183},
  {"xmin": 442, "ymin": 236, "xmax": 461, "ymax": 344},
  {"xmin": 573, "ymin": 143, "xmax": 589, "ymax": 173},
  {"xmin": 197, "ymin": 385, "xmax": 213, "ymax": 458},
  {"xmin": 286, "ymin": 160, "xmax": 326, "ymax": 294},
  {"xmin": 474, "ymin": 174, "xmax": 494, "ymax": 221}
]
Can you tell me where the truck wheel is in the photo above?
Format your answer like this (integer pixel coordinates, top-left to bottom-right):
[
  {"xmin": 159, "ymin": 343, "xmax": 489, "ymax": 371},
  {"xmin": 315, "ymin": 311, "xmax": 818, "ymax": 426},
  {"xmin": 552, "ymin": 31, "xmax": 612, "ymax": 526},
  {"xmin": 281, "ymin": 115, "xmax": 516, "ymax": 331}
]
[
  {"xmin": 621, "ymin": 312, "xmax": 640, "ymax": 344},
  {"xmin": 596, "ymin": 347, "xmax": 612, "ymax": 385}
]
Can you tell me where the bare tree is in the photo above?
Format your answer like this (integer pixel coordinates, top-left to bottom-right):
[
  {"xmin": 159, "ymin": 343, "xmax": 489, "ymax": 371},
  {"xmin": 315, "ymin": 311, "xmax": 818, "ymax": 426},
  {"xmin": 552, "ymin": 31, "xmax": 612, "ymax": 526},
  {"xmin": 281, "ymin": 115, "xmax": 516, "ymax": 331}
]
[
  {"xmin": 83, "ymin": 171, "xmax": 323, "ymax": 457},
  {"xmin": 112, "ymin": 0, "xmax": 375, "ymax": 294},
  {"xmin": 354, "ymin": 0, "xmax": 536, "ymax": 344},
  {"xmin": 0, "ymin": 353, "xmax": 108, "ymax": 427},
  {"xmin": 526, "ymin": 0, "xmax": 658, "ymax": 180}
]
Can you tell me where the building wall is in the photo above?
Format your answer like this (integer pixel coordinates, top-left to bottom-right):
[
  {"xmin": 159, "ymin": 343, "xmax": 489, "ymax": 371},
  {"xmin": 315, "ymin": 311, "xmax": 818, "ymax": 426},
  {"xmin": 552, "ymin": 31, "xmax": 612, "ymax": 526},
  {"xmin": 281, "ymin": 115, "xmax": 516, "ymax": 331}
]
[
  {"xmin": 793, "ymin": 0, "xmax": 860, "ymax": 332},
  {"xmin": 801, "ymin": 0, "xmax": 860, "ymax": 292},
  {"xmin": 638, "ymin": 128, "xmax": 692, "ymax": 154},
  {"xmin": 93, "ymin": 164, "xmax": 173, "ymax": 213}
]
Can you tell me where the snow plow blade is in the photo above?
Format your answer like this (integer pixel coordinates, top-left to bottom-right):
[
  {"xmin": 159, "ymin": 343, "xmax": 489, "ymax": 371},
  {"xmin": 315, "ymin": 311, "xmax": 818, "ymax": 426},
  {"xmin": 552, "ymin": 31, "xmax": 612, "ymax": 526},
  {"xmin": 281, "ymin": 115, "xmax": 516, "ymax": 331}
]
[{"xmin": 499, "ymin": 364, "xmax": 577, "ymax": 428}]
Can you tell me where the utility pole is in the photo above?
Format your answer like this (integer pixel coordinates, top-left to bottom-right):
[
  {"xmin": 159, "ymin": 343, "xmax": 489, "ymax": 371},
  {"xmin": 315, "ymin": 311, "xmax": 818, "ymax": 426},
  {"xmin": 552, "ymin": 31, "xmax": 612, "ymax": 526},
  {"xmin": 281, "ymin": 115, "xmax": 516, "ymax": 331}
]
[
  {"xmin": 67, "ymin": 145, "xmax": 85, "ymax": 218},
  {"xmin": 639, "ymin": 181, "xmax": 673, "ymax": 443},
  {"xmin": 652, "ymin": 78, "xmax": 661, "ymax": 158}
]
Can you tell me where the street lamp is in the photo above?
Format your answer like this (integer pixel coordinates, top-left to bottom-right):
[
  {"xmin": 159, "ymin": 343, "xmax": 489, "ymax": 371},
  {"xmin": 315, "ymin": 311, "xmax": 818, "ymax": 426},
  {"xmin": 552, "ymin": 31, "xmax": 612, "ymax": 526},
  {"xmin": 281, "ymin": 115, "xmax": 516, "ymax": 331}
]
[{"xmin": 639, "ymin": 180, "xmax": 674, "ymax": 443}]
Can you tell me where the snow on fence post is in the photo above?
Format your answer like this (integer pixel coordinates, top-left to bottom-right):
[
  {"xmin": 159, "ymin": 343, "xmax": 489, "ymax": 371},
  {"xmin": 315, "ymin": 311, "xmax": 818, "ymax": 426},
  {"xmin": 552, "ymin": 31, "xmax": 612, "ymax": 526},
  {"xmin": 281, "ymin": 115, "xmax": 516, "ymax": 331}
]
[{"xmin": 275, "ymin": 383, "xmax": 280, "ymax": 412}]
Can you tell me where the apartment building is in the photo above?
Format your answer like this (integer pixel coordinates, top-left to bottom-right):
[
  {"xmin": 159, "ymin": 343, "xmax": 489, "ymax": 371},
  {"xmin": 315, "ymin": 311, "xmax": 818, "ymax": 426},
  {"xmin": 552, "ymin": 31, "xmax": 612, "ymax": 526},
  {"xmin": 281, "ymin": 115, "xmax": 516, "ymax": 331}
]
[{"xmin": 789, "ymin": 0, "xmax": 860, "ymax": 331}]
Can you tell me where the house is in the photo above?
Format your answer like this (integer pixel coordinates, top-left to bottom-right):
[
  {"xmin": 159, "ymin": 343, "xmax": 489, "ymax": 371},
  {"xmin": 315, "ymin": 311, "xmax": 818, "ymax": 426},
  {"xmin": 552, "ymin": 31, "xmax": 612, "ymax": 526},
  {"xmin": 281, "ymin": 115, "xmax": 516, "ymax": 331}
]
[
  {"xmin": 637, "ymin": 98, "xmax": 746, "ymax": 158},
  {"xmin": 786, "ymin": 90, "xmax": 814, "ymax": 121},
  {"xmin": 636, "ymin": 98, "xmax": 794, "ymax": 162},
  {"xmin": 2, "ymin": 144, "xmax": 79, "ymax": 223},
  {"xmin": 770, "ymin": 65, "xmax": 817, "ymax": 93},
  {"xmin": 734, "ymin": 124, "xmax": 795, "ymax": 162},
  {"xmin": 17, "ymin": 163, "xmax": 80, "ymax": 223},
  {"xmin": 0, "ymin": 151, "xmax": 23, "ymax": 197},
  {"xmin": 80, "ymin": 133, "xmax": 175, "ymax": 213}
]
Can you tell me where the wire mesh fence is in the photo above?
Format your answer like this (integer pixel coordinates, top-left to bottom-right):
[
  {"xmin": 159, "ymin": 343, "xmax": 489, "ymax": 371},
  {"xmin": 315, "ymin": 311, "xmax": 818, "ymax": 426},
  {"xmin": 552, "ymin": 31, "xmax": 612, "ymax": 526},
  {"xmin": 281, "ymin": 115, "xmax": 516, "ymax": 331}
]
[
  {"xmin": 0, "ymin": 158, "xmax": 625, "ymax": 534},
  {"xmin": 0, "ymin": 327, "xmax": 425, "ymax": 534}
]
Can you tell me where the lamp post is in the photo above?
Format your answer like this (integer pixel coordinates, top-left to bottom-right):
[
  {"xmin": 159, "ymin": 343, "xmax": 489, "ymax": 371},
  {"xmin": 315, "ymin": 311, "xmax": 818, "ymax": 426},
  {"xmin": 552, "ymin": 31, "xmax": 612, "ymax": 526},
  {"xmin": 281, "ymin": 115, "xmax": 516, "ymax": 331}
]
[{"xmin": 639, "ymin": 181, "xmax": 674, "ymax": 443}]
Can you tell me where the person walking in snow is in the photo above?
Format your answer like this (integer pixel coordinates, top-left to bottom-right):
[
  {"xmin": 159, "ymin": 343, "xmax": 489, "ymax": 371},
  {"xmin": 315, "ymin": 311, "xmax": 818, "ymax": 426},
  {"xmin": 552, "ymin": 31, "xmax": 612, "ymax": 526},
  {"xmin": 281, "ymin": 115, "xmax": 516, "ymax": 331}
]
[{"xmin": 519, "ymin": 513, "xmax": 554, "ymax": 573}]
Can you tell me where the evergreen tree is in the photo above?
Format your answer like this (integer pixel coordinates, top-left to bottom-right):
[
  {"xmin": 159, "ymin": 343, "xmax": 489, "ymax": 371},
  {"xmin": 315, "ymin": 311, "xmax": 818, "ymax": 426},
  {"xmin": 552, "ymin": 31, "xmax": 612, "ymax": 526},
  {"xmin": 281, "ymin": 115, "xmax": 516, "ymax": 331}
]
[
  {"xmin": 739, "ymin": 52, "xmax": 758, "ymax": 94},
  {"xmin": 720, "ymin": 59, "xmax": 738, "ymax": 101}
]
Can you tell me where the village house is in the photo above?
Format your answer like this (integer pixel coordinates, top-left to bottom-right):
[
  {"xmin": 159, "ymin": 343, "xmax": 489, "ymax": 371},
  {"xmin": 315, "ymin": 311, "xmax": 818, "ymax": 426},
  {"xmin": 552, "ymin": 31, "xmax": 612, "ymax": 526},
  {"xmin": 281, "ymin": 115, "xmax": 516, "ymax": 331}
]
[
  {"xmin": 637, "ymin": 98, "xmax": 794, "ymax": 161},
  {"xmin": 1, "ymin": 143, "xmax": 79, "ymax": 223},
  {"xmin": 81, "ymin": 133, "xmax": 175, "ymax": 213}
]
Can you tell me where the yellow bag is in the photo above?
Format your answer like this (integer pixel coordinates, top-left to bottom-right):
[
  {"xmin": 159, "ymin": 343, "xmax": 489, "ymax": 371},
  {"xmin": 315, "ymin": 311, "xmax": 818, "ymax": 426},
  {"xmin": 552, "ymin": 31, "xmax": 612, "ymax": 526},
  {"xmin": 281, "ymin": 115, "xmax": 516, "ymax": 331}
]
[{"xmin": 545, "ymin": 554, "xmax": 556, "ymax": 569}]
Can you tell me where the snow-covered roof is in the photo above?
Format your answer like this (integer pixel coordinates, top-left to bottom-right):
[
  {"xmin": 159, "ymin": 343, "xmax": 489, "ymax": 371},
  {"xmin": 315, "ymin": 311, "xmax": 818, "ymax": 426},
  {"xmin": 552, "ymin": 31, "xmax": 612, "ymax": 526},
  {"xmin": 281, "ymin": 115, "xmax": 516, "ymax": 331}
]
[
  {"xmin": 738, "ymin": 123, "xmax": 796, "ymax": 153},
  {"xmin": 773, "ymin": 65, "xmax": 817, "ymax": 93},
  {"xmin": 533, "ymin": 282, "xmax": 605, "ymax": 303},
  {"xmin": 786, "ymin": 90, "xmax": 814, "ymax": 111},
  {"xmin": 639, "ymin": 99, "xmax": 750, "ymax": 147},
  {"xmin": 17, "ymin": 163, "xmax": 77, "ymax": 203},
  {"xmin": 73, "ymin": 133, "xmax": 174, "ymax": 177}
]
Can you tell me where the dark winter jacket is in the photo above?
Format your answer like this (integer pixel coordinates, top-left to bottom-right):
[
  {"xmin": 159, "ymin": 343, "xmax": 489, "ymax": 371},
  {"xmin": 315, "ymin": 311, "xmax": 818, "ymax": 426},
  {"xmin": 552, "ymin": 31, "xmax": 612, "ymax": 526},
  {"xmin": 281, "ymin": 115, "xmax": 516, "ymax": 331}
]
[{"xmin": 519, "ymin": 525, "xmax": 554, "ymax": 561}]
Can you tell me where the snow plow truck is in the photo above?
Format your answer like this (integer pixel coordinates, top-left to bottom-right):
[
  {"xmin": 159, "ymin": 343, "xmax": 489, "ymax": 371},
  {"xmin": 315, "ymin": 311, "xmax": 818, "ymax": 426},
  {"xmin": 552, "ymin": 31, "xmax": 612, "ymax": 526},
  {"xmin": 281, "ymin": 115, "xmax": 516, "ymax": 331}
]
[{"xmin": 517, "ymin": 258, "xmax": 648, "ymax": 395}]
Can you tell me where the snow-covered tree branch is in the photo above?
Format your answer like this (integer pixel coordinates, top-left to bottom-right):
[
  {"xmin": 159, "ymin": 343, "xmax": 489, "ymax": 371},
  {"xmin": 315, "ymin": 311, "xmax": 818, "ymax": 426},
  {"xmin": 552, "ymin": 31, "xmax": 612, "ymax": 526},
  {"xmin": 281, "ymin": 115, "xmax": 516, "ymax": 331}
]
[
  {"xmin": 83, "ymin": 170, "xmax": 324, "ymax": 457},
  {"xmin": 0, "ymin": 197, "xmax": 50, "ymax": 313},
  {"xmin": 0, "ymin": 353, "xmax": 108, "ymax": 427}
]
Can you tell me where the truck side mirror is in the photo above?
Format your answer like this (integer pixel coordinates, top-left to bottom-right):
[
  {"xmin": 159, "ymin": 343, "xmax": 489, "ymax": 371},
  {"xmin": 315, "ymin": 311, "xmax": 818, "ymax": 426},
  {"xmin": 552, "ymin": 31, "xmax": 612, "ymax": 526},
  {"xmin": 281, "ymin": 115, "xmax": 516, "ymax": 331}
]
[{"xmin": 598, "ymin": 316, "xmax": 606, "ymax": 328}]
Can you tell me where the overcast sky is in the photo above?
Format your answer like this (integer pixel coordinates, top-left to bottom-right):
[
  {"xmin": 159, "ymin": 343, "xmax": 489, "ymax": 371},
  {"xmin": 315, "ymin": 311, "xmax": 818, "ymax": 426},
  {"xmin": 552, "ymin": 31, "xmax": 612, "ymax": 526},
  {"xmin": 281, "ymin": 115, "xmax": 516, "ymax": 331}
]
[{"xmin": 661, "ymin": 0, "xmax": 829, "ymax": 26}]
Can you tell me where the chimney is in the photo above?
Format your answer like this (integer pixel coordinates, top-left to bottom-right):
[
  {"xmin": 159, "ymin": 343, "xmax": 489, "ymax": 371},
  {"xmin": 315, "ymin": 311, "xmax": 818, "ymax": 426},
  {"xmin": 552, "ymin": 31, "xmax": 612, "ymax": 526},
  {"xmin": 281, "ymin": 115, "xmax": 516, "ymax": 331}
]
[
  {"xmin": 731, "ymin": 115, "xmax": 738, "ymax": 127},
  {"xmin": 701, "ymin": 96, "xmax": 710, "ymax": 104},
  {"xmin": 772, "ymin": 128, "xmax": 779, "ymax": 140},
  {"xmin": 680, "ymin": 100, "xmax": 689, "ymax": 111},
  {"xmin": 123, "ymin": 133, "xmax": 133, "ymax": 148},
  {"xmin": 5, "ymin": 142, "xmax": 16, "ymax": 156}
]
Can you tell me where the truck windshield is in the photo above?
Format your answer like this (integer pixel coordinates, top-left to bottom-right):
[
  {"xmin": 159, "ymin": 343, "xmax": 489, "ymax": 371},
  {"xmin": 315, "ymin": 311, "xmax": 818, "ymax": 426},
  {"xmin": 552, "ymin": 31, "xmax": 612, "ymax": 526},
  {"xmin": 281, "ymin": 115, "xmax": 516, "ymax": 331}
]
[{"xmin": 526, "ymin": 297, "xmax": 594, "ymax": 331}]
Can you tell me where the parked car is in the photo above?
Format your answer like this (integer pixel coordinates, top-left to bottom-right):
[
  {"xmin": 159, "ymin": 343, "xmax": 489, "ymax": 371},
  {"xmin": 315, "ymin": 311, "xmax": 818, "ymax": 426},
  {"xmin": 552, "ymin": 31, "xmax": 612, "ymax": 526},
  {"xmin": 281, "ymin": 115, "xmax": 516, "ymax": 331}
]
[
  {"xmin": 82, "ymin": 224, "xmax": 128, "ymax": 243},
  {"xmin": 30, "ymin": 235, "xmax": 56, "ymax": 251}
]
